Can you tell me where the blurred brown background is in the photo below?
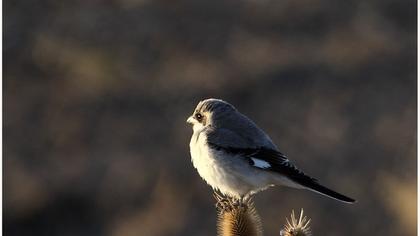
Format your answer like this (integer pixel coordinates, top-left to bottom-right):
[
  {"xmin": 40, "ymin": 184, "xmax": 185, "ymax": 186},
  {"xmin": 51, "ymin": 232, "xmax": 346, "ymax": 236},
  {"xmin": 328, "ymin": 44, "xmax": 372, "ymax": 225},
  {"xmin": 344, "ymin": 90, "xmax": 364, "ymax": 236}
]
[{"xmin": 4, "ymin": 0, "xmax": 416, "ymax": 235}]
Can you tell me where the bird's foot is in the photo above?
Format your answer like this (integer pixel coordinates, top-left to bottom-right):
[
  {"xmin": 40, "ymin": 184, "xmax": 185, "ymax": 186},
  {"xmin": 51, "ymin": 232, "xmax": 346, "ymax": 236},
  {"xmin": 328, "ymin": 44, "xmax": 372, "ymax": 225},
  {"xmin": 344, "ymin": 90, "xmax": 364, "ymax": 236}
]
[
  {"xmin": 231, "ymin": 197, "xmax": 244, "ymax": 208},
  {"xmin": 213, "ymin": 191, "xmax": 251, "ymax": 213}
]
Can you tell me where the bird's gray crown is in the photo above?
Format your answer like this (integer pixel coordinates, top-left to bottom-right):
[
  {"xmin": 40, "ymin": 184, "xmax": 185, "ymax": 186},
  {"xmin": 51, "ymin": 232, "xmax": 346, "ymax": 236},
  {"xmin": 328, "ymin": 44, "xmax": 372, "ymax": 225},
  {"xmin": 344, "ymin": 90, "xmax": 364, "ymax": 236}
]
[{"xmin": 195, "ymin": 98, "xmax": 236, "ymax": 114}]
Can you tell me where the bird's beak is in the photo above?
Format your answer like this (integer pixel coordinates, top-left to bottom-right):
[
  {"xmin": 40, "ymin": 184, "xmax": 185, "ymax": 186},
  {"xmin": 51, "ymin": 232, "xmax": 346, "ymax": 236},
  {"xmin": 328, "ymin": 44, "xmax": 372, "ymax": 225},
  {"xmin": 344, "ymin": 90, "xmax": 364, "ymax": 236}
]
[{"xmin": 186, "ymin": 116, "xmax": 194, "ymax": 124}]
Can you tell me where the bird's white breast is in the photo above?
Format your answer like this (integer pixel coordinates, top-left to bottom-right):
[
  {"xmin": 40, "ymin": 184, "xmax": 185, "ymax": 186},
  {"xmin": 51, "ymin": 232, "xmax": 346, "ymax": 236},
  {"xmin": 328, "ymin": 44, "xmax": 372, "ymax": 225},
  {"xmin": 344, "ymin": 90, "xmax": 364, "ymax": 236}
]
[
  {"xmin": 189, "ymin": 130, "xmax": 225, "ymax": 193},
  {"xmin": 189, "ymin": 127, "xmax": 273, "ymax": 198}
]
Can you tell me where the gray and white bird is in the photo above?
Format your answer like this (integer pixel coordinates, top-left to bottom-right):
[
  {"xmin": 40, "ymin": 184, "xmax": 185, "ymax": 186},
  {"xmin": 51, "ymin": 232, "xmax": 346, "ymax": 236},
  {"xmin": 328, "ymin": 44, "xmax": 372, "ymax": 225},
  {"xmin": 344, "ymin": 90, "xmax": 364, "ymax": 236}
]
[{"xmin": 187, "ymin": 98, "xmax": 355, "ymax": 203}]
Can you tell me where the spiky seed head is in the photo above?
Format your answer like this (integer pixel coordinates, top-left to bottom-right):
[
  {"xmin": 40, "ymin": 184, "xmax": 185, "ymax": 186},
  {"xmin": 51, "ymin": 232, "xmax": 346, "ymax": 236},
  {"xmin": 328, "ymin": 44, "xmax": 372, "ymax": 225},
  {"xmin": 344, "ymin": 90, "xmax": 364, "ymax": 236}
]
[
  {"xmin": 214, "ymin": 192, "xmax": 263, "ymax": 236},
  {"xmin": 280, "ymin": 209, "xmax": 311, "ymax": 236}
]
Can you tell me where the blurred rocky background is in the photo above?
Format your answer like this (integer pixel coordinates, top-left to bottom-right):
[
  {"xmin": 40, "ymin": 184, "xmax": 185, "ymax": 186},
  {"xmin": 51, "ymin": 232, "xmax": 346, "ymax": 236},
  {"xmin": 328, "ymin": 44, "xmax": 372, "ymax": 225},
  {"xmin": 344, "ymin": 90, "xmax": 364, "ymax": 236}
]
[{"xmin": 4, "ymin": 0, "xmax": 416, "ymax": 235}]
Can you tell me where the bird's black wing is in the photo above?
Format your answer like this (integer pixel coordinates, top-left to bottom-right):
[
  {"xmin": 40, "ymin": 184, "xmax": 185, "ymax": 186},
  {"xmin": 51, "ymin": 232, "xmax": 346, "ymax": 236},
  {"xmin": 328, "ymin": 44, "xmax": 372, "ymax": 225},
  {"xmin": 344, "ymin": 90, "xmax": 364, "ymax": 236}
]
[
  {"xmin": 207, "ymin": 142, "xmax": 355, "ymax": 203},
  {"xmin": 207, "ymin": 141, "xmax": 316, "ymax": 183}
]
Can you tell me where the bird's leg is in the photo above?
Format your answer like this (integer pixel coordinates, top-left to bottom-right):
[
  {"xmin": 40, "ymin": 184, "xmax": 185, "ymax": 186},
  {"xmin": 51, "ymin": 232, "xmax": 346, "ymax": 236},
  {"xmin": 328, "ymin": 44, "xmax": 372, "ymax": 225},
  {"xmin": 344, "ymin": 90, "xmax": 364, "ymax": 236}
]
[
  {"xmin": 238, "ymin": 193, "xmax": 253, "ymax": 209},
  {"xmin": 228, "ymin": 195, "xmax": 245, "ymax": 209}
]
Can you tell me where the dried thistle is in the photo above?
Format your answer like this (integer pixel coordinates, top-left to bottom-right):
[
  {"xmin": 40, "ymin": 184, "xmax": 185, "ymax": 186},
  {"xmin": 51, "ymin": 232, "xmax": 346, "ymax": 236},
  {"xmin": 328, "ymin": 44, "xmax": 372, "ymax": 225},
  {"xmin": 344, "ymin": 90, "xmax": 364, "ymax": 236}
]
[
  {"xmin": 214, "ymin": 191, "xmax": 263, "ymax": 236},
  {"xmin": 280, "ymin": 209, "xmax": 311, "ymax": 236}
]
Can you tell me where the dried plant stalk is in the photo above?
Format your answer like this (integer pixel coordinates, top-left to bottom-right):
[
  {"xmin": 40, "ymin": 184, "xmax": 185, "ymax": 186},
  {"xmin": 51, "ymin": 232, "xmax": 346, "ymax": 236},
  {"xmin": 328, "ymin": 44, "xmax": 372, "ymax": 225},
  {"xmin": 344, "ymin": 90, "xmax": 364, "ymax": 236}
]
[{"xmin": 214, "ymin": 192, "xmax": 263, "ymax": 236}]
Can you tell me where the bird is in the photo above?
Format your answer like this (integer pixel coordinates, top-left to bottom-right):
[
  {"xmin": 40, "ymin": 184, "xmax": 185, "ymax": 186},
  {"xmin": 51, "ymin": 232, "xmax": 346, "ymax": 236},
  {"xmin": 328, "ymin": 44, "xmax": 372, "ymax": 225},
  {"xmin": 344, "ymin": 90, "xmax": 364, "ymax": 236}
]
[{"xmin": 187, "ymin": 98, "xmax": 355, "ymax": 203}]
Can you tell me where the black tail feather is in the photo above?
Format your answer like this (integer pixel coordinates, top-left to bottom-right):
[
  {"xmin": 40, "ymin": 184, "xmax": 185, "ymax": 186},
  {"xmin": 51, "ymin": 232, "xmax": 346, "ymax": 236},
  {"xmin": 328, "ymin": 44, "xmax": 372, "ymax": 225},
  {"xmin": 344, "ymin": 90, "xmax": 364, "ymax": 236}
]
[{"xmin": 297, "ymin": 179, "xmax": 356, "ymax": 203}]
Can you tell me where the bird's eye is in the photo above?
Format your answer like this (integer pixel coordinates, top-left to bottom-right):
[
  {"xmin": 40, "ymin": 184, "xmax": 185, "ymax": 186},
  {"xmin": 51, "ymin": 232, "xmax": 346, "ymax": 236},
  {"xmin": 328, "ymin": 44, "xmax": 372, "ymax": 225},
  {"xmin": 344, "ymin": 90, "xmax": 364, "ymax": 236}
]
[{"xmin": 195, "ymin": 113, "xmax": 203, "ymax": 121}]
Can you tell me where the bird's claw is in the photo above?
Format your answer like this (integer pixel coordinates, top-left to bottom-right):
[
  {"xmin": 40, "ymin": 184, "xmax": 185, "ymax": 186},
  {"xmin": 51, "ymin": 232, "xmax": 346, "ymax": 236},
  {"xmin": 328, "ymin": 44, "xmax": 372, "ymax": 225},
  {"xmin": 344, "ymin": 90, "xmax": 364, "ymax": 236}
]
[{"xmin": 213, "ymin": 191, "xmax": 251, "ymax": 213}]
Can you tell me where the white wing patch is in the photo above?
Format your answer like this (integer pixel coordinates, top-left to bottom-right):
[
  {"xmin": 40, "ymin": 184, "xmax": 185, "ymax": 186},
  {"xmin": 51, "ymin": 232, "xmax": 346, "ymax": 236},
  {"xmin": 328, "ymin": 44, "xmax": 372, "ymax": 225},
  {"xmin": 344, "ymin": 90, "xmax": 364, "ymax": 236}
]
[{"xmin": 251, "ymin": 158, "xmax": 271, "ymax": 169}]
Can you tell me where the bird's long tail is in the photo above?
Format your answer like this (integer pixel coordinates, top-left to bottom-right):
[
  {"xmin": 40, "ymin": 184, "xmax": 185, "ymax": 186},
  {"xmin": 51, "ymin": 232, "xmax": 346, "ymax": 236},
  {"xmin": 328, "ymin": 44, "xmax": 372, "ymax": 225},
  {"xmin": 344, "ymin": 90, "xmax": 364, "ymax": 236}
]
[{"xmin": 294, "ymin": 178, "xmax": 356, "ymax": 203}]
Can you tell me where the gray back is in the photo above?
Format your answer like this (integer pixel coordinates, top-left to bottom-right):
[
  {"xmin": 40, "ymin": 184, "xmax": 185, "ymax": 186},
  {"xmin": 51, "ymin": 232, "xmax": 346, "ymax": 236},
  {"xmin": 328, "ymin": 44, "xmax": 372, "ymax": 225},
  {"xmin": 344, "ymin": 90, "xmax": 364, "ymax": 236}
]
[{"xmin": 195, "ymin": 99, "xmax": 277, "ymax": 150}]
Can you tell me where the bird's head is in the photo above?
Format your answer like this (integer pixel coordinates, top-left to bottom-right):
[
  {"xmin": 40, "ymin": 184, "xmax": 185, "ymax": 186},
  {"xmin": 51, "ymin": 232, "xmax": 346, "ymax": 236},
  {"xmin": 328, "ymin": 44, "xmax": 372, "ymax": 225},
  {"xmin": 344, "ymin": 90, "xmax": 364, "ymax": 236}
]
[{"xmin": 187, "ymin": 98, "xmax": 236, "ymax": 132}]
